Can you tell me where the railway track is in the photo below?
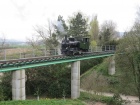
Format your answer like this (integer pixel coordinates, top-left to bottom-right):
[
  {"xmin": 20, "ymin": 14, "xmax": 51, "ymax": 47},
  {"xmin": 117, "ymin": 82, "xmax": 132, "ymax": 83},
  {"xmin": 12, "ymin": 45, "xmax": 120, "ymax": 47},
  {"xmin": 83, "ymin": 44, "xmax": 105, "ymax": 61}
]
[{"xmin": 0, "ymin": 51, "xmax": 115, "ymax": 69}]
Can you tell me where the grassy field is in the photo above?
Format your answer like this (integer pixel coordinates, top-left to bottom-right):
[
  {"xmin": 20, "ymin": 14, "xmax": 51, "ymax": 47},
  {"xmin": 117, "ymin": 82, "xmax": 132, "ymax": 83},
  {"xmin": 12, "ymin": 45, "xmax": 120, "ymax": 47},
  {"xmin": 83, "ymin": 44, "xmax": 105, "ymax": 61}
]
[{"xmin": 0, "ymin": 99, "xmax": 84, "ymax": 105}]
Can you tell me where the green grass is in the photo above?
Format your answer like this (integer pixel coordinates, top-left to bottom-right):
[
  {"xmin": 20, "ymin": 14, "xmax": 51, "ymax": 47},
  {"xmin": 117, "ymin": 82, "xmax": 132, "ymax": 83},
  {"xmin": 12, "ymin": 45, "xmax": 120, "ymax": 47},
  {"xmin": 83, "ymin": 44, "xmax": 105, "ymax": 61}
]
[
  {"xmin": 0, "ymin": 99, "xmax": 85, "ymax": 105},
  {"xmin": 81, "ymin": 56, "xmax": 137, "ymax": 96},
  {"xmin": 81, "ymin": 66, "xmax": 96, "ymax": 79},
  {"xmin": 81, "ymin": 57, "xmax": 120, "ymax": 94},
  {"xmin": 79, "ymin": 92, "xmax": 112, "ymax": 104},
  {"xmin": 81, "ymin": 57, "xmax": 110, "ymax": 79}
]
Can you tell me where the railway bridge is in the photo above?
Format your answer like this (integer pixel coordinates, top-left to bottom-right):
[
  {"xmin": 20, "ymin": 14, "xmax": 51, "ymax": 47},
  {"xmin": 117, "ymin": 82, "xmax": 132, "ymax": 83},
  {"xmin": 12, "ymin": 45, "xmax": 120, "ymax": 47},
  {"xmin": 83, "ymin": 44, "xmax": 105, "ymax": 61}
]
[{"xmin": 0, "ymin": 50, "xmax": 115, "ymax": 100}]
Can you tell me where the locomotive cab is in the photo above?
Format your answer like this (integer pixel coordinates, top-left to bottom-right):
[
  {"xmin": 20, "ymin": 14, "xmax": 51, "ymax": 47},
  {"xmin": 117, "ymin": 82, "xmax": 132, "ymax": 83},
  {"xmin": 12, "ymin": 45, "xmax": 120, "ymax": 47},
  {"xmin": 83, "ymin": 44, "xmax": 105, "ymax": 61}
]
[{"xmin": 81, "ymin": 37, "xmax": 90, "ymax": 51}]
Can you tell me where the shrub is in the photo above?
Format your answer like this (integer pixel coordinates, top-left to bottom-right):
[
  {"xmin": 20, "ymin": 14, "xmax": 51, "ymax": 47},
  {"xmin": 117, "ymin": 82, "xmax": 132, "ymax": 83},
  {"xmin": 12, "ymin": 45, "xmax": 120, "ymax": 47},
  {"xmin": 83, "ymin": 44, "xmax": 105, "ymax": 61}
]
[
  {"xmin": 26, "ymin": 63, "xmax": 71, "ymax": 98},
  {"xmin": 107, "ymin": 93, "xmax": 123, "ymax": 105},
  {"xmin": 0, "ymin": 72, "xmax": 12, "ymax": 100}
]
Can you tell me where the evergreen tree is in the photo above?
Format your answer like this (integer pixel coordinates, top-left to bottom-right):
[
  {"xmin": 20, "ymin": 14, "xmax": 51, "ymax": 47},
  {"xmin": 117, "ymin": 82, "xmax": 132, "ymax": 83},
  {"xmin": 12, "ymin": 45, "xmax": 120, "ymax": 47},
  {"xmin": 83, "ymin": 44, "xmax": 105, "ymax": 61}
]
[{"xmin": 68, "ymin": 12, "xmax": 88, "ymax": 37}]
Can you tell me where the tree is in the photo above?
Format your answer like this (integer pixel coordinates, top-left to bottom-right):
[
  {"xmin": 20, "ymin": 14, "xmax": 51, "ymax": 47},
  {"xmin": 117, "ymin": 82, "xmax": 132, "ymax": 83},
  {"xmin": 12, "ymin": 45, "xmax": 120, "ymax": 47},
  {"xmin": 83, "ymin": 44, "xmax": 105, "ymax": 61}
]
[
  {"xmin": 0, "ymin": 34, "xmax": 6, "ymax": 48},
  {"xmin": 99, "ymin": 20, "xmax": 118, "ymax": 45},
  {"xmin": 116, "ymin": 8, "xmax": 140, "ymax": 100},
  {"xmin": 27, "ymin": 35, "xmax": 41, "ymax": 50},
  {"xmin": 100, "ymin": 28, "xmax": 111, "ymax": 45},
  {"xmin": 68, "ymin": 12, "xmax": 88, "ymax": 37},
  {"xmin": 116, "ymin": 32, "xmax": 140, "ymax": 100},
  {"xmin": 0, "ymin": 35, "xmax": 6, "ymax": 59},
  {"xmin": 27, "ymin": 20, "xmax": 59, "ymax": 50},
  {"xmin": 89, "ymin": 15, "xmax": 99, "ymax": 43},
  {"xmin": 35, "ymin": 20, "xmax": 58, "ymax": 49}
]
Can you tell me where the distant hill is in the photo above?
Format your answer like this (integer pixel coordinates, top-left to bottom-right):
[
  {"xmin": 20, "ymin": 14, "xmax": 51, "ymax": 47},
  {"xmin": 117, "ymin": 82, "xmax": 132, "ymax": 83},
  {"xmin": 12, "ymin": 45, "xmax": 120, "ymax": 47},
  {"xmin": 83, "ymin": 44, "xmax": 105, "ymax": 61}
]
[
  {"xmin": 4, "ymin": 39, "xmax": 27, "ymax": 46},
  {"xmin": 6, "ymin": 39, "xmax": 25, "ymax": 43}
]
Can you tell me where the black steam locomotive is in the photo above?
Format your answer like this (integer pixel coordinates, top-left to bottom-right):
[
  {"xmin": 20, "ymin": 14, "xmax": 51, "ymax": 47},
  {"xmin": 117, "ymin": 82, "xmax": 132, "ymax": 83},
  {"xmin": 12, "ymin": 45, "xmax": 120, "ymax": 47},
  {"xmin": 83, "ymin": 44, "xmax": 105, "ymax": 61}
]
[{"xmin": 61, "ymin": 36, "xmax": 90, "ymax": 55}]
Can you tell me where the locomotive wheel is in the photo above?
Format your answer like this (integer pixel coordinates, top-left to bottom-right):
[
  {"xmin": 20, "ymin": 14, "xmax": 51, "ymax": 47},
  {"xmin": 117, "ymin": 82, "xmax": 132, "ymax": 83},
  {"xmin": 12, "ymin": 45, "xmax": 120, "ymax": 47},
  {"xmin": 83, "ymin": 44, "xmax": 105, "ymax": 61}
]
[
  {"xmin": 66, "ymin": 51, "xmax": 74, "ymax": 56},
  {"xmin": 66, "ymin": 51, "xmax": 70, "ymax": 56}
]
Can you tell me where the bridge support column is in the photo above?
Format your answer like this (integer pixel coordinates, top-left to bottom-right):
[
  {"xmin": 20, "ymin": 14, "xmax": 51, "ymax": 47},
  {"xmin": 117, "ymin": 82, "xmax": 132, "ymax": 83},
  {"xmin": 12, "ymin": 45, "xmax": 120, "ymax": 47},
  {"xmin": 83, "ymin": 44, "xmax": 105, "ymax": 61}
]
[
  {"xmin": 71, "ymin": 61, "xmax": 80, "ymax": 99},
  {"xmin": 12, "ymin": 69, "xmax": 26, "ymax": 100},
  {"xmin": 108, "ymin": 56, "xmax": 115, "ymax": 75}
]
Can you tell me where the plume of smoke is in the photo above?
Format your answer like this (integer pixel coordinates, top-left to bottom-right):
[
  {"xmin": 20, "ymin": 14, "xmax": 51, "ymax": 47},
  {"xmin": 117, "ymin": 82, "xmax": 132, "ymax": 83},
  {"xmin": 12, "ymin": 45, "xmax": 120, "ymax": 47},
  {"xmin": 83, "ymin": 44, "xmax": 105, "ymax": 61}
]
[{"xmin": 57, "ymin": 21, "xmax": 67, "ymax": 35}]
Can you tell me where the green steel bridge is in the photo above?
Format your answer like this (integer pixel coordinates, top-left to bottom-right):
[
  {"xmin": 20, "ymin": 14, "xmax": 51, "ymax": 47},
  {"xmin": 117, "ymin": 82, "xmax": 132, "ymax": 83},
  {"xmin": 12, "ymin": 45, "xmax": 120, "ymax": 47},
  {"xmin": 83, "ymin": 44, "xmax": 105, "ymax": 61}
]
[
  {"xmin": 0, "ymin": 51, "xmax": 115, "ymax": 72},
  {"xmin": 0, "ymin": 49, "xmax": 116, "ymax": 100}
]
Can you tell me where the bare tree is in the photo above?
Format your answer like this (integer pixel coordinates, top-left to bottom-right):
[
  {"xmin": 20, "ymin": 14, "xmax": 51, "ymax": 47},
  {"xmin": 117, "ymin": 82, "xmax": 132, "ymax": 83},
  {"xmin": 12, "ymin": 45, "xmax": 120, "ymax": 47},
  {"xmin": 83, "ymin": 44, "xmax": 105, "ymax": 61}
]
[
  {"xmin": 45, "ymin": 19, "xmax": 54, "ymax": 38},
  {"xmin": 0, "ymin": 35, "xmax": 6, "ymax": 48},
  {"xmin": 26, "ymin": 36, "xmax": 40, "ymax": 49},
  {"xmin": 100, "ymin": 20, "xmax": 117, "ymax": 38},
  {"xmin": 27, "ymin": 19, "xmax": 58, "ymax": 50},
  {"xmin": 34, "ymin": 19, "xmax": 54, "ymax": 39},
  {"xmin": 99, "ymin": 20, "xmax": 119, "ymax": 45}
]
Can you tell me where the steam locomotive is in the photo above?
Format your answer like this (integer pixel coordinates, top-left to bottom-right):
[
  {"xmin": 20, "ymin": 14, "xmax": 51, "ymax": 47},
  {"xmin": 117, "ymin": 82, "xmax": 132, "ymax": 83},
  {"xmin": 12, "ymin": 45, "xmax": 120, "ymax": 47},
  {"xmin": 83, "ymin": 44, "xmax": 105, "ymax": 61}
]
[{"xmin": 61, "ymin": 36, "xmax": 90, "ymax": 55}]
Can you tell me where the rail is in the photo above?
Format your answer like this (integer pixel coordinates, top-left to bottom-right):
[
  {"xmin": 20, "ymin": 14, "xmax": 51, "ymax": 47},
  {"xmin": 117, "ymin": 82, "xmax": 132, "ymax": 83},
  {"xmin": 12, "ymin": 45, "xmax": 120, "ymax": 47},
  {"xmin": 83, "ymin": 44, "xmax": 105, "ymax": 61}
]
[{"xmin": 0, "ymin": 51, "xmax": 115, "ymax": 72}]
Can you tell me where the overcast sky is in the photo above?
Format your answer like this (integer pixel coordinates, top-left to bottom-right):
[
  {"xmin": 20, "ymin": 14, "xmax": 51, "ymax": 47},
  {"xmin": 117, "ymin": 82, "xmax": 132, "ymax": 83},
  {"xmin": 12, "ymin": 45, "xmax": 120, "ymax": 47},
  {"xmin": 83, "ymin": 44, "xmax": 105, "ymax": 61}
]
[{"xmin": 0, "ymin": 0, "xmax": 140, "ymax": 41}]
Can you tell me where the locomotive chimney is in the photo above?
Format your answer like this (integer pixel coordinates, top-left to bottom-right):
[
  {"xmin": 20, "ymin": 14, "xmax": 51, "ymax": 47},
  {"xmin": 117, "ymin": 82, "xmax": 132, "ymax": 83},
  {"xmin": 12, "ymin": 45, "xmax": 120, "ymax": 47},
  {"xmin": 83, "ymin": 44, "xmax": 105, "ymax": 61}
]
[{"xmin": 65, "ymin": 35, "xmax": 67, "ymax": 41}]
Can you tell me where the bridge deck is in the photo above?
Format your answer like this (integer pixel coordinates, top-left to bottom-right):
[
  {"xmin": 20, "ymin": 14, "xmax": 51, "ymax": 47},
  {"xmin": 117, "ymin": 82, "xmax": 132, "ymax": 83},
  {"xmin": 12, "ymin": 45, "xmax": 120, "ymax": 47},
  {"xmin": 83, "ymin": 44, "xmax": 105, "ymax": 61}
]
[{"xmin": 0, "ymin": 51, "xmax": 115, "ymax": 72}]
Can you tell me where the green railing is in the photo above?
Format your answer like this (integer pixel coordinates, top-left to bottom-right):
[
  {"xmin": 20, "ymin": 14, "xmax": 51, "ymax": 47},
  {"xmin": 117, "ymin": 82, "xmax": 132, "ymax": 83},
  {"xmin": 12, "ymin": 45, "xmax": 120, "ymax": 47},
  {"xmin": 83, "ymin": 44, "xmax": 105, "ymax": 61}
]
[{"xmin": 0, "ymin": 51, "xmax": 115, "ymax": 72}]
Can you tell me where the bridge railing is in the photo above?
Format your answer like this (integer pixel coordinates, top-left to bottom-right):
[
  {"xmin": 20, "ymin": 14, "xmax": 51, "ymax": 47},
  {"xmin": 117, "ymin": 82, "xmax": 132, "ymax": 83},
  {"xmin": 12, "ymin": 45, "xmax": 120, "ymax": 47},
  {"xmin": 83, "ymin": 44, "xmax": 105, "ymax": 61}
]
[
  {"xmin": 0, "ymin": 45, "xmax": 115, "ymax": 60},
  {"xmin": 0, "ymin": 48, "xmax": 59, "ymax": 60},
  {"xmin": 89, "ymin": 45, "xmax": 116, "ymax": 52}
]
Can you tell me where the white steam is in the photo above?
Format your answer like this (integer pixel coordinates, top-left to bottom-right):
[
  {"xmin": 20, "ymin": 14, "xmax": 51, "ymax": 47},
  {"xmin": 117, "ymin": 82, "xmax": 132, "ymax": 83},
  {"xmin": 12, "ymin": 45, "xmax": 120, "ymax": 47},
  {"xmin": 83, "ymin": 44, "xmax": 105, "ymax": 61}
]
[{"xmin": 57, "ymin": 21, "xmax": 67, "ymax": 35}]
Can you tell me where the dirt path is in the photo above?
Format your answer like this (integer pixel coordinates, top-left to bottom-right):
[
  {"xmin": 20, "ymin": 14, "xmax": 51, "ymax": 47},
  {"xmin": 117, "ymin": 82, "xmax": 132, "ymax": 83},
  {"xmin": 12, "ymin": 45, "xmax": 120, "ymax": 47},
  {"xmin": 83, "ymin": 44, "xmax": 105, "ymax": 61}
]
[{"xmin": 80, "ymin": 89, "xmax": 140, "ymax": 105}]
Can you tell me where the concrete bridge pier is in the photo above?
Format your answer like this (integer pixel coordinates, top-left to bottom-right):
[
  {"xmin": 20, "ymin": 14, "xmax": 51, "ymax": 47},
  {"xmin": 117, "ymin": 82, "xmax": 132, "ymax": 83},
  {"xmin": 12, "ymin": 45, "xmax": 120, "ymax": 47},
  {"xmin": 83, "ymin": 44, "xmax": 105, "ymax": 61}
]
[
  {"xmin": 12, "ymin": 69, "xmax": 26, "ymax": 100},
  {"xmin": 71, "ymin": 61, "xmax": 80, "ymax": 99},
  {"xmin": 108, "ymin": 56, "xmax": 115, "ymax": 75}
]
